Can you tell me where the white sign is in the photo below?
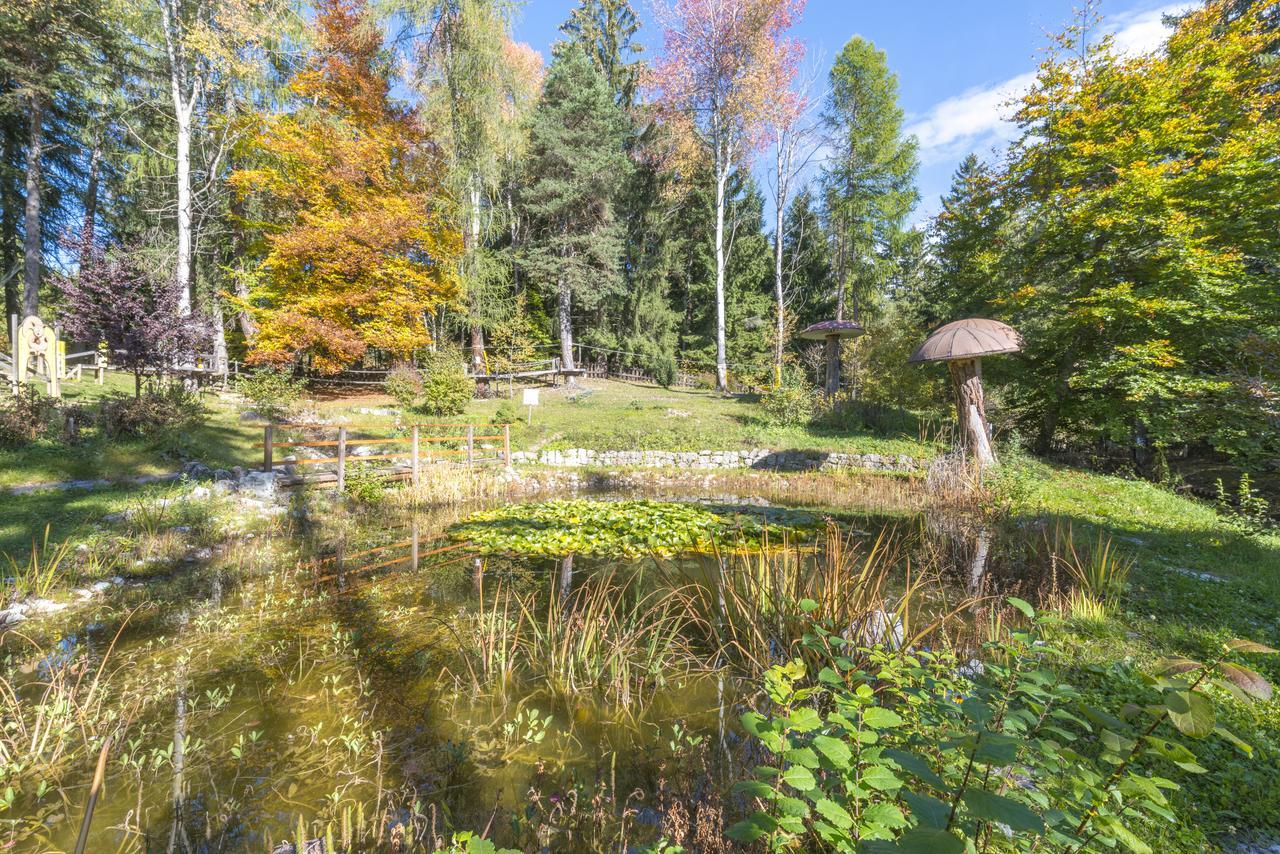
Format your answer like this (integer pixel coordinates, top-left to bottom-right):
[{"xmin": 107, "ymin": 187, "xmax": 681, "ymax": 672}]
[{"xmin": 522, "ymin": 388, "xmax": 540, "ymax": 406}]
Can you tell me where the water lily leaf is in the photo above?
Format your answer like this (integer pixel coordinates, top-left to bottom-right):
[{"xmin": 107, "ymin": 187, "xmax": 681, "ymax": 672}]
[
  {"xmin": 1219, "ymin": 662, "xmax": 1273, "ymax": 701},
  {"xmin": 962, "ymin": 789, "xmax": 1044, "ymax": 834},
  {"xmin": 1165, "ymin": 690, "xmax": 1215, "ymax": 738}
]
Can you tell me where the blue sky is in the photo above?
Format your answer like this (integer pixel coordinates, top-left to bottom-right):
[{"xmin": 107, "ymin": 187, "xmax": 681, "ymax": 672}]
[{"xmin": 512, "ymin": 0, "xmax": 1194, "ymax": 226}]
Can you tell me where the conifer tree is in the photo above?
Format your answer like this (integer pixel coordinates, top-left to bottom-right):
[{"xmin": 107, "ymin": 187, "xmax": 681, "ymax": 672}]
[{"xmin": 521, "ymin": 44, "xmax": 631, "ymax": 382}]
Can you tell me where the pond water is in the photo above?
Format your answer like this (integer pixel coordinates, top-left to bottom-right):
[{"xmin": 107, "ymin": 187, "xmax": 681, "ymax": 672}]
[{"xmin": 6, "ymin": 487, "xmax": 1040, "ymax": 852}]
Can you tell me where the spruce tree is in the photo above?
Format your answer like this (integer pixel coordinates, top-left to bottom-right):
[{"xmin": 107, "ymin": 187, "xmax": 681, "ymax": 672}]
[{"xmin": 520, "ymin": 44, "xmax": 631, "ymax": 381}]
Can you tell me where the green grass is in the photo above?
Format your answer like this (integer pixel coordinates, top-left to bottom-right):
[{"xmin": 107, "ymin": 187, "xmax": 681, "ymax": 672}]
[
  {"xmin": 465, "ymin": 380, "xmax": 938, "ymax": 457},
  {"xmin": 993, "ymin": 456, "xmax": 1280, "ymax": 847},
  {"xmin": 2, "ymin": 376, "xmax": 934, "ymax": 492},
  {"xmin": 0, "ymin": 373, "xmax": 260, "ymax": 489}
]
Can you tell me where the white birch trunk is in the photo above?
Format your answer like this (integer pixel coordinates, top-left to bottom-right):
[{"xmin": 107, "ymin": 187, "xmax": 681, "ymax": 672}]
[
  {"xmin": 713, "ymin": 150, "xmax": 729, "ymax": 392},
  {"xmin": 174, "ymin": 103, "xmax": 193, "ymax": 316}
]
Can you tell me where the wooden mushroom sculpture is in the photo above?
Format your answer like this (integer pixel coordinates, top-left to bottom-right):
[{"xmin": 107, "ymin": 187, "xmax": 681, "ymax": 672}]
[
  {"xmin": 798, "ymin": 319, "xmax": 864, "ymax": 395},
  {"xmin": 909, "ymin": 318, "xmax": 1022, "ymax": 466}
]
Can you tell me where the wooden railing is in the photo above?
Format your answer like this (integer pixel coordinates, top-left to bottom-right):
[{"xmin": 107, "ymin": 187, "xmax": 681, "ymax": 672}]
[{"xmin": 260, "ymin": 422, "xmax": 512, "ymax": 489}]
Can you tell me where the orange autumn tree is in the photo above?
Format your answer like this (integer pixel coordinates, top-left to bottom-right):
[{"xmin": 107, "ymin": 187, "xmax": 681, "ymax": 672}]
[{"xmin": 230, "ymin": 0, "xmax": 462, "ymax": 373}]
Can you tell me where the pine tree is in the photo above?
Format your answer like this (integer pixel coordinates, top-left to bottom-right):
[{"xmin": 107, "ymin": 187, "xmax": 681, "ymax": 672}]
[{"xmin": 521, "ymin": 44, "xmax": 631, "ymax": 381}]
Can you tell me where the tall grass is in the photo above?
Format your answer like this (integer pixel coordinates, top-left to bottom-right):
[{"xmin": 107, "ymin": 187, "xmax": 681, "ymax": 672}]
[
  {"xmin": 1039, "ymin": 521, "xmax": 1133, "ymax": 620},
  {"xmin": 660, "ymin": 523, "xmax": 974, "ymax": 677},
  {"xmin": 3, "ymin": 525, "xmax": 75, "ymax": 601},
  {"xmin": 454, "ymin": 568, "xmax": 713, "ymax": 715}
]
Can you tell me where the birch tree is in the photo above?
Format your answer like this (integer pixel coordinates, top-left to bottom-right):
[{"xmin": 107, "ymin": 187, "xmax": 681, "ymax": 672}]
[{"xmin": 650, "ymin": 0, "xmax": 805, "ymax": 391}]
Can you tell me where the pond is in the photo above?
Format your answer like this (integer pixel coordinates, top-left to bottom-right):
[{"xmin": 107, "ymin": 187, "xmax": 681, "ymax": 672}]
[{"xmin": 3, "ymin": 485, "xmax": 1045, "ymax": 852}]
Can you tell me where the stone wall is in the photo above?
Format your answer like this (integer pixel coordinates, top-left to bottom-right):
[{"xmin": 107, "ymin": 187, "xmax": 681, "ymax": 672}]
[{"xmin": 508, "ymin": 447, "xmax": 922, "ymax": 473}]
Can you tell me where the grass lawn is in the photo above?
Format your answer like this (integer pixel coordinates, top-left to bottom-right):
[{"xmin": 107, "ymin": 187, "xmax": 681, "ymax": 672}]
[
  {"xmin": 463, "ymin": 379, "xmax": 937, "ymax": 456},
  {"xmin": 996, "ymin": 456, "xmax": 1280, "ymax": 846}
]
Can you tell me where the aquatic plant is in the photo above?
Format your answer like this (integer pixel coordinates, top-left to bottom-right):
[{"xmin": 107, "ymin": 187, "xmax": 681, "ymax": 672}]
[
  {"xmin": 454, "ymin": 568, "xmax": 714, "ymax": 717},
  {"xmin": 2, "ymin": 525, "xmax": 76, "ymax": 601},
  {"xmin": 448, "ymin": 499, "xmax": 822, "ymax": 558},
  {"xmin": 729, "ymin": 598, "xmax": 1276, "ymax": 852},
  {"xmin": 663, "ymin": 525, "xmax": 971, "ymax": 677}
]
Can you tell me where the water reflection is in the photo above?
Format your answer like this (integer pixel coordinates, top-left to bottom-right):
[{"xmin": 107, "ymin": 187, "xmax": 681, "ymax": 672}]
[{"xmin": 12, "ymin": 490, "xmax": 1054, "ymax": 851}]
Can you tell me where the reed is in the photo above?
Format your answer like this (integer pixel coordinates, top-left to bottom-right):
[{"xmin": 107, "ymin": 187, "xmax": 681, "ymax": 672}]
[
  {"xmin": 3, "ymin": 525, "xmax": 75, "ymax": 601},
  {"xmin": 457, "ymin": 568, "xmax": 713, "ymax": 715},
  {"xmin": 661, "ymin": 523, "xmax": 974, "ymax": 677},
  {"xmin": 1044, "ymin": 521, "xmax": 1133, "ymax": 603}
]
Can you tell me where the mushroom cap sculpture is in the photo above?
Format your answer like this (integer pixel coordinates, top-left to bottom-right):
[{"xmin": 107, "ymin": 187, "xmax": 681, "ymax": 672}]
[
  {"xmin": 800, "ymin": 319, "xmax": 864, "ymax": 395},
  {"xmin": 907, "ymin": 318, "xmax": 1022, "ymax": 365},
  {"xmin": 910, "ymin": 318, "xmax": 1022, "ymax": 466},
  {"xmin": 798, "ymin": 319, "xmax": 865, "ymax": 342}
]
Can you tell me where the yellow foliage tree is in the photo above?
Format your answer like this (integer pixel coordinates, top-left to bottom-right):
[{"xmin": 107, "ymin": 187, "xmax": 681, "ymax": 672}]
[{"xmin": 230, "ymin": 0, "xmax": 462, "ymax": 373}]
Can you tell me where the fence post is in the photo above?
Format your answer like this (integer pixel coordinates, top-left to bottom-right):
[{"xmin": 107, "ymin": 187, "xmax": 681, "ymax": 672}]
[
  {"xmin": 263, "ymin": 425, "xmax": 273, "ymax": 472},
  {"xmin": 411, "ymin": 425, "xmax": 420, "ymax": 487},
  {"xmin": 466, "ymin": 424, "xmax": 474, "ymax": 465},
  {"xmin": 503, "ymin": 424, "xmax": 511, "ymax": 467},
  {"xmin": 337, "ymin": 426, "xmax": 347, "ymax": 493}
]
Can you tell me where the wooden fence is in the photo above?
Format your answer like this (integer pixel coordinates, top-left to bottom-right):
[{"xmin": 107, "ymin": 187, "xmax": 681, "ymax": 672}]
[
  {"xmin": 579, "ymin": 360, "xmax": 703, "ymax": 388},
  {"xmin": 260, "ymin": 422, "xmax": 512, "ymax": 489}
]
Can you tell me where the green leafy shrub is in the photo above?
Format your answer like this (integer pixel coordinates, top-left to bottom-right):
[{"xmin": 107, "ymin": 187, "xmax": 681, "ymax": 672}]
[
  {"xmin": 384, "ymin": 364, "xmax": 422, "ymax": 410},
  {"xmin": 0, "ymin": 386, "xmax": 59, "ymax": 448},
  {"xmin": 811, "ymin": 395, "xmax": 917, "ymax": 437},
  {"xmin": 343, "ymin": 461, "xmax": 387, "ymax": 503},
  {"xmin": 760, "ymin": 385, "xmax": 816, "ymax": 426},
  {"xmin": 98, "ymin": 386, "xmax": 204, "ymax": 439},
  {"xmin": 235, "ymin": 367, "xmax": 305, "ymax": 423},
  {"xmin": 649, "ymin": 355, "xmax": 677, "ymax": 388},
  {"xmin": 1215, "ymin": 472, "xmax": 1272, "ymax": 532},
  {"xmin": 492, "ymin": 398, "xmax": 520, "ymax": 425},
  {"xmin": 730, "ymin": 598, "xmax": 1275, "ymax": 852},
  {"xmin": 418, "ymin": 350, "xmax": 474, "ymax": 417}
]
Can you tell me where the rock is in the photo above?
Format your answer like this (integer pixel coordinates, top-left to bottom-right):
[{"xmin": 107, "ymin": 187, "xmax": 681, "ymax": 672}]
[
  {"xmin": 190, "ymin": 486, "xmax": 212, "ymax": 500},
  {"xmin": 26, "ymin": 598, "xmax": 69, "ymax": 615},
  {"xmin": 238, "ymin": 470, "xmax": 280, "ymax": 501},
  {"xmin": 91, "ymin": 581, "xmax": 112, "ymax": 593},
  {"xmin": 172, "ymin": 525, "xmax": 192, "ymax": 534},
  {"xmin": 0, "ymin": 604, "xmax": 27, "ymax": 626},
  {"xmin": 182, "ymin": 461, "xmax": 214, "ymax": 481},
  {"xmin": 213, "ymin": 469, "xmax": 233, "ymax": 481}
]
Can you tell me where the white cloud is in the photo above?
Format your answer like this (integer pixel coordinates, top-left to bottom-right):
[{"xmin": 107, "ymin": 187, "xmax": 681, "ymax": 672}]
[{"xmin": 904, "ymin": 2, "xmax": 1195, "ymax": 167}]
